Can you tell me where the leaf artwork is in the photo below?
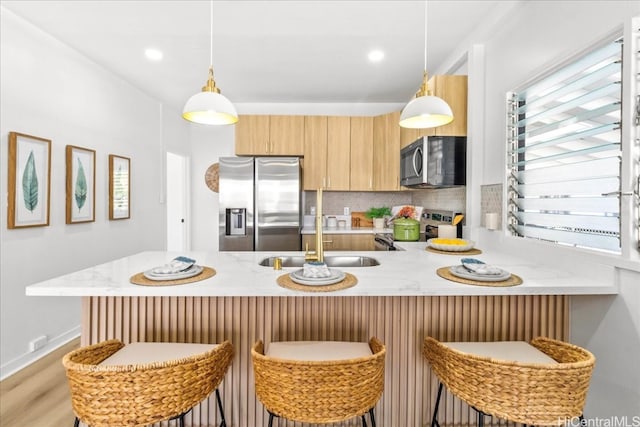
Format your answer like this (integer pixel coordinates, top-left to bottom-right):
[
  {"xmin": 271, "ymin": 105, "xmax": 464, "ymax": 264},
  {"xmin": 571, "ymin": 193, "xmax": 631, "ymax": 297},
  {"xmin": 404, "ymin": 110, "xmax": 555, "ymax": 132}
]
[
  {"xmin": 74, "ymin": 157, "xmax": 87, "ymax": 212},
  {"xmin": 22, "ymin": 150, "xmax": 39, "ymax": 212}
]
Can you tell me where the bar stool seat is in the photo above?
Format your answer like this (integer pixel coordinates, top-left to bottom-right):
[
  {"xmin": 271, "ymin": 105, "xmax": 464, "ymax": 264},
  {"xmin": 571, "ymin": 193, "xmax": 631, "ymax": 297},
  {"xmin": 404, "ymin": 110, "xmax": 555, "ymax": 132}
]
[
  {"xmin": 423, "ymin": 336, "xmax": 595, "ymax": 427},
  {"xmin": 252, "ymin": 338, "xmax": 385, "ymax": 426},
  {"xmin": 63, "ymin": 339, "xmax": 234, "ymax": 427}
]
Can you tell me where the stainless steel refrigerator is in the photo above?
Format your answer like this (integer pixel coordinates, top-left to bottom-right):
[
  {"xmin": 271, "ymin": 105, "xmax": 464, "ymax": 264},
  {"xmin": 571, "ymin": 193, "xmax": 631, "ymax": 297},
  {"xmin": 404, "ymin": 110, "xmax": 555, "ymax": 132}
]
[{"xmin": 219, "ymin": 157, "xmax": 301, "ymax": 251}]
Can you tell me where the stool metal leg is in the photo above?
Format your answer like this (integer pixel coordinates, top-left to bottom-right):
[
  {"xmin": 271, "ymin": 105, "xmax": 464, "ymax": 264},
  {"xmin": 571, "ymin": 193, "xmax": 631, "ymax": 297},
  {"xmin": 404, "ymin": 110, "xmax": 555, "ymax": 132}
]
[
  {"xmin": 369, "ymin": 407, "xmax": 376, "ymax": 427},
  {"xmin": 215, "ymin": 388, "xmax": 226, "ymax": 427},
  {"xmin": 361, "ymin": 414, "xmax": 368, "ymax": 427},
  {"xmin": 73, "ymin": 417, "xmax": 79, "ymax": 427},
  {"xmin": 431, "ymin": 382, "xmax": 444, "ymax": 427},
  {"xmin": 267, "ymin": 411, "xmax": 277, "ymax": 427}
]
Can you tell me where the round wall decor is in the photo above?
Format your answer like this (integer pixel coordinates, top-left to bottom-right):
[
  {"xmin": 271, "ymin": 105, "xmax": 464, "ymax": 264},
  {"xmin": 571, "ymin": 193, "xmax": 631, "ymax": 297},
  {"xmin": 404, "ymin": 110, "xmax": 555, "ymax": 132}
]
[{"xmin": 205, "ymin": 163, "xmax": 219, "ymax": 192}]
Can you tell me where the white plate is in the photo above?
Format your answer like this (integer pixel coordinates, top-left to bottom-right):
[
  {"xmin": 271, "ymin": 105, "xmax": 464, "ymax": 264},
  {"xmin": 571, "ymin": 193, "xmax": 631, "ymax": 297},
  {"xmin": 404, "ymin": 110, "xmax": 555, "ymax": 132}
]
[
  {"xmin": 427, "ymin": 238, "xmax": 475, "ymax": 252},
  {"xmin": 449, "ymin": 265, "xmax": 511, "ymax": 282},
  {"xmin": 144, "ymin": 265, "xmax": 203, "ymax": 281},
  {"xmin": 289, "ymin": 268, "xmax": 346, "ymax": 286}
]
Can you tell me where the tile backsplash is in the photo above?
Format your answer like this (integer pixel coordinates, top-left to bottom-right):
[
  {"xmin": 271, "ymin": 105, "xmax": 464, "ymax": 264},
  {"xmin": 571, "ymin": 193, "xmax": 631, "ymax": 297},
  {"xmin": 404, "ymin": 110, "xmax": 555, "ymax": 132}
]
[
  {"xmin": 304, "ymin": 191, "xmax": 412, "ymax": 215},
  {"xmin": 409, "ymin": 187, "xmax": 466, "ymax": 213},
  {"xmin": 480, "ymin": 183, "xmax": 503, "ymax": 229},
  {"xmin": 303, "ymin": 188, "xmax": 467, "ymax": 216}
]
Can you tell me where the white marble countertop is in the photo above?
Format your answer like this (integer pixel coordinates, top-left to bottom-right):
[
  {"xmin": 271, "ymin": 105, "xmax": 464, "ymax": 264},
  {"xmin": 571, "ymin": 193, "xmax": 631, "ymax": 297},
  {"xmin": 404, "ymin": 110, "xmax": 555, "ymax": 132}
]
[{"xmin": 25, "ymin": 242, "xmax": 618, "ymax": 297}]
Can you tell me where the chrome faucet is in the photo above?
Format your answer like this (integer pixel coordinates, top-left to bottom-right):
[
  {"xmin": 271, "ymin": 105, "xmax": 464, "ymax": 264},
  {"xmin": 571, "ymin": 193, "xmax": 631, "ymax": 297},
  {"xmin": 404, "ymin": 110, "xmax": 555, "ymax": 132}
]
[{"xmin": 305, "ymin": 188, "xmax": 324, "ymax": 263}]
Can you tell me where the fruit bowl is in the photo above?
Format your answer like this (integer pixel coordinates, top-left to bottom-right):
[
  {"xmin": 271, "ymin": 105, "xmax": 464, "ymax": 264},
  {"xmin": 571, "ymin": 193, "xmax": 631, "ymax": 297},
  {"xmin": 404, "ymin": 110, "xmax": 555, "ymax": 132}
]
[{"xmin": 427, "ymin": 238, "xmax": 475, "ymax": 252}]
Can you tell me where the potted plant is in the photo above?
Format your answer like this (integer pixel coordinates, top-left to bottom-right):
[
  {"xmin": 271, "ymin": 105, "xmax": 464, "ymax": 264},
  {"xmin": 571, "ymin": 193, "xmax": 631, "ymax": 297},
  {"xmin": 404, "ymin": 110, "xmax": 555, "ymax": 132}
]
[{"xmin": 365, "ymin": 207, "xmax": 391, "ymax": 230}]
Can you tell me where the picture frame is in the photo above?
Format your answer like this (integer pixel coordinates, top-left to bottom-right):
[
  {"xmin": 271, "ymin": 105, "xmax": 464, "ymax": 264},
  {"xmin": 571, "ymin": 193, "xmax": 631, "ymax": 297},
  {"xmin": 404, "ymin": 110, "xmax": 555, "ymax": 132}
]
[
  {"xmin": 109, "ymin": 154, "xmax": 130, "ymax": 220},
  {"xmin": 66, "ymin": 145, "xmax": 96, "ymax": 224},
  {"xmin": 7, "ymin": 132, "xmax": 52, "ymax": 228}
]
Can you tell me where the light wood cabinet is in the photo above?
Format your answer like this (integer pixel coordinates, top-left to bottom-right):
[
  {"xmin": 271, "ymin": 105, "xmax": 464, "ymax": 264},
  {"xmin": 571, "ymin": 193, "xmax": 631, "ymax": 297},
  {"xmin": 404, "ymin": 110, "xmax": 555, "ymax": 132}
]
[
  {"xmin": 303, "ymin": 116, "xmax": 327, "ymax": 190},
  {"xmin": 399, "ymin": 75, "xmax": 468, "ymax": 148},
  {"xmin": 302, "ymin": 233, "xmax": 375, "ymax": 251},
  {"xmin": 303, "ymin": 116, "xmax": 350, "ymax": 191},
  {"xmin": 372, "ymin": 111, "xmax": 400, "ymax": 191},
  {"xmin": 350, "ymin": 116, "xmax": 374, "ymax": 191},
  {"xmin": 326, "ymin": 116, "xmax": 351, "ymax": 190},
  {"xmin": 235, "ymin": 115, "xmax": 304, "ymax": 155}
]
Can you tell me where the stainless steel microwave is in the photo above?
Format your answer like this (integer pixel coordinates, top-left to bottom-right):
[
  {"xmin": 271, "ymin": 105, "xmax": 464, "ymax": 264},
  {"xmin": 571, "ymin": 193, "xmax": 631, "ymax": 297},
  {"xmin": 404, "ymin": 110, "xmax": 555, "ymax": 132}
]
[{"xmin": 400, "ymin": 136, "xmax": 466, "ymax": 188}]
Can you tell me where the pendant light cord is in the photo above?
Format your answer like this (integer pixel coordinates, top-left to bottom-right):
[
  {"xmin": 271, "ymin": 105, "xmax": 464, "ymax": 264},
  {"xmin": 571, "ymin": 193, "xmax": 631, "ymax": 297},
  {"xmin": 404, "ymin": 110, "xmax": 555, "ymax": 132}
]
[
  {"xmin": 423, "ymin": 0, "xmax": 427, "ymax": 72},
  {"xmin": 209, "ymin": 0, "xmax": 213, "ymax": 68}
]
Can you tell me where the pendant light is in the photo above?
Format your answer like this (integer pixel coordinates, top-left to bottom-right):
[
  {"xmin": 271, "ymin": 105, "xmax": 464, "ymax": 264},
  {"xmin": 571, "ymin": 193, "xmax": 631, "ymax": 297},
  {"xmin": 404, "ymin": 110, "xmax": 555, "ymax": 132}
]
[
  {"xmin": 182, "ymin": 0, "xmax": 238, "ymax": 125},
  {"xmin": 399, "ymin": 1, "xmax": 453, "ymax": 129}
]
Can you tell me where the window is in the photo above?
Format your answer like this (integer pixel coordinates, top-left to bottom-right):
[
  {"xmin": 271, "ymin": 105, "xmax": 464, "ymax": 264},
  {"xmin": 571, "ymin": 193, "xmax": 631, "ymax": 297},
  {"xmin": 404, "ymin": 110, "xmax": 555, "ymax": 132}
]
[{"xmin": 507, "ymin": 37, "xmax": 624, "ymax": 253}]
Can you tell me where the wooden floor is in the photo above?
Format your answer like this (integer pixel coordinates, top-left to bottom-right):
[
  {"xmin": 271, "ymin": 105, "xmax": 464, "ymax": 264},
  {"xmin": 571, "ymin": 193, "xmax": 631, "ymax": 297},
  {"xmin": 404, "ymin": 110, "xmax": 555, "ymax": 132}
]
[{"xmin": 0, "ymin": 338, "xmax": 79, "ymax": 427}]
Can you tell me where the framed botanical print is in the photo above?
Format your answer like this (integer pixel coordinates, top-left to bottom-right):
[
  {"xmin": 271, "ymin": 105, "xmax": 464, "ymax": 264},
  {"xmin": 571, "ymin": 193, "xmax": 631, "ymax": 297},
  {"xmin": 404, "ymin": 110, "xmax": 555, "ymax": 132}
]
[
  {"xmin": 109, "ymin": 154, "xmax": 130, "ymax": 220},
  {"xmin": 66, "ymin": 145, "xmax": 96, "ymax": 224},
  {"xmin": 7, "ymin": 132, "xmax": 51, "ymax": 228}
]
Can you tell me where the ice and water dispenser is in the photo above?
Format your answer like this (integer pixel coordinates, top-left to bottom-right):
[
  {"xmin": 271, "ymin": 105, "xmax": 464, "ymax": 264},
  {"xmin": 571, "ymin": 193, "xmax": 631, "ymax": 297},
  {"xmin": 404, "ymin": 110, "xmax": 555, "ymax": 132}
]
[{"xmin": 225, "ymin": 208, "xmax": 246, "ymax": 236}]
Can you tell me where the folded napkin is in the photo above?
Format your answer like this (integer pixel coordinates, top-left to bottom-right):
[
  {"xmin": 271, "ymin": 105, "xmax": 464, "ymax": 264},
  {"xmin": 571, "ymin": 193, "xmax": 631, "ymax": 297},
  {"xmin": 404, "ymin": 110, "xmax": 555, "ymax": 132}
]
[
  {"xmin": 302, "ymin": 262, "xmax": 332, "ymax": 278},
  {"xmin": 151, "ymin": 256, "xmax": 196, "ymax": 275},
  {"xmin": 464, "ymin": 264, "xmax": 504, "ymax": 275},
  {"xmin": 461, "ymin": 258, "xmax": 504, "ymax": 276}
]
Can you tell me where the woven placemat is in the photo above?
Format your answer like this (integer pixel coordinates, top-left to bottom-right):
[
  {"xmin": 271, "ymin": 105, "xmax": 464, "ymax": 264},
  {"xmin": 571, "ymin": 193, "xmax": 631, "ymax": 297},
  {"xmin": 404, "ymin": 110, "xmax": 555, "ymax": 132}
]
[
  {"xmin": 276, "ymin": 273, "xmax": 358, "ymax": 292},
  {"xmin": 426, "ymin": 247, "xmax": 483, "ymax": 255},
  {"xmin": 130, "ymin": 267, "xmax": 216, "ymax": 286},
  {"xmin": 436, "ymin": 266, "xmax": 522, "ymax": 287}
]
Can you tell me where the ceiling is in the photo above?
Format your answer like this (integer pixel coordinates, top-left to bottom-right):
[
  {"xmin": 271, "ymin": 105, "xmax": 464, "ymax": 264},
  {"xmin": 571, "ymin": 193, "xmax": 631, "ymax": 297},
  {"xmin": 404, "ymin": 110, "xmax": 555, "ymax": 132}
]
[{"xmin": 2, "ymin": 0, "xmax": 506, "ymax": 111}]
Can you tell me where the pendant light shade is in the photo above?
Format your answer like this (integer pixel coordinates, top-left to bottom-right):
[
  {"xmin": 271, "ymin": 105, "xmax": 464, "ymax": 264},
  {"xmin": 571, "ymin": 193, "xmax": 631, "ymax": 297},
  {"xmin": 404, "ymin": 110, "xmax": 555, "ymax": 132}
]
[
  {"xmin": 182, "ymin": 67, "xmax": 238, "ymax": 125},
  {"xmin": 399, "ymin": 73, "xmax": 453, "ymax": 129},
  {"xmin": 399, "ymin": 2, "xmax": 453, "ymax": 129},
  {"xmin": 182, "ymin": 1, "xmax": 238, "ymax": 125}
]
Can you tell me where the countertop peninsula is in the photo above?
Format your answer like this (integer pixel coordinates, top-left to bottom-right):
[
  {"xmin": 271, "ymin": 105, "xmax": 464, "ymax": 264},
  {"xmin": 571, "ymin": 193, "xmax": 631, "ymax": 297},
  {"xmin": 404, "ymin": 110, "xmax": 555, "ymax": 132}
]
[{"xmin": 25, "ymin": 242, "xmax": 617, "ymax": 297}]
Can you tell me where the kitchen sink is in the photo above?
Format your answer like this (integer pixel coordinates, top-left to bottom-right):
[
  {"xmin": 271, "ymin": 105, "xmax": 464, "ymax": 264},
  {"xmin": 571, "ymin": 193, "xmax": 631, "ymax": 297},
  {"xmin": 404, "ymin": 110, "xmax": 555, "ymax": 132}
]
[{"xmin": 259, "ymin": 256, "xmax": 380, "ymax": 268}]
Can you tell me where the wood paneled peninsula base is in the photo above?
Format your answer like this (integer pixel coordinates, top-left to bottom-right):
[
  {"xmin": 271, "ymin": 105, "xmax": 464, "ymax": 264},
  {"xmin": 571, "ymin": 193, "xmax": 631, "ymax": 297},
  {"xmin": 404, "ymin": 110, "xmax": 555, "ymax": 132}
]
[{"xmin": 82, "ymin": 294, "xmax": 569, "ymax": 427}]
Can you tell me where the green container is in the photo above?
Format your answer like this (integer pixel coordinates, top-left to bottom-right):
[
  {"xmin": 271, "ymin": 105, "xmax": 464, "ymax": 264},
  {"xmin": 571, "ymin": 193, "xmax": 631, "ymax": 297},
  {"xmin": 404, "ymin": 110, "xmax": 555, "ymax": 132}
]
[{"xmin": 393, "ymin": 218, "xmax": 420, "ymax": 241}]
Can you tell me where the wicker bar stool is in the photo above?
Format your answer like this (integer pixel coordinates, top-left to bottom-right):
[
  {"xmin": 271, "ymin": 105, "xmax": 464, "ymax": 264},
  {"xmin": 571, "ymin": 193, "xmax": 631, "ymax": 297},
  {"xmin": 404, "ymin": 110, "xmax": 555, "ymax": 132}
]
[
  {"xmin": 423, "ymin": 336, "xmax": 595, "ymax": 427},
  {"xmin": 251, "ymin": 338, "xmax": 386, "ymax": 426},
  {"xmin": 63, "ymin": 339, "xmax": 234, "ymax": 427}
]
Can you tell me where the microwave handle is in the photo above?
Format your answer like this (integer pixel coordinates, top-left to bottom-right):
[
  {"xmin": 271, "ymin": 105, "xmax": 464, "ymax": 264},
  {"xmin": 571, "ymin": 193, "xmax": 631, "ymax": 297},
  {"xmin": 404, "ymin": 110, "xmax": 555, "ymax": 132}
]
[{"xmin": 412, "ymin": 146, "xmax": 423, "ymax": 177}]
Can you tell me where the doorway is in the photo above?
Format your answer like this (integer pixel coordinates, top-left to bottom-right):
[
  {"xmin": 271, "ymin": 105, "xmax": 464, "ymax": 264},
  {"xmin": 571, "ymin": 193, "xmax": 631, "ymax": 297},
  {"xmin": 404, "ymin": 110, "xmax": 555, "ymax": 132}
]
[{"xmin": 166, "ymin": 152, "xmax": 189, "ymax": 252}]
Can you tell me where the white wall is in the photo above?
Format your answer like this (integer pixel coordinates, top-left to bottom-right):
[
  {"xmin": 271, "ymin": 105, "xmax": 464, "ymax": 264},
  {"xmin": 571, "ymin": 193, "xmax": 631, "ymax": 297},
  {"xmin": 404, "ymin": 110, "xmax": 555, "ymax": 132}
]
[
  {"xmin": 471, "ymin": 0, "xmax": 640, "ymax": 417},
  {"xmin": 0, "ymin": 9, "xmax": 168, "ymax": 378}
]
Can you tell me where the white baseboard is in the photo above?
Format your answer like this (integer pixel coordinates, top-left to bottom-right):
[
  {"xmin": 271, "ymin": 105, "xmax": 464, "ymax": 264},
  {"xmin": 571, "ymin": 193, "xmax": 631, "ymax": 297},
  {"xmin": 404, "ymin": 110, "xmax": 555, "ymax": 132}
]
[{"xmin": 0, "ymin": 326, "xmax": 80, "ymax": 381}]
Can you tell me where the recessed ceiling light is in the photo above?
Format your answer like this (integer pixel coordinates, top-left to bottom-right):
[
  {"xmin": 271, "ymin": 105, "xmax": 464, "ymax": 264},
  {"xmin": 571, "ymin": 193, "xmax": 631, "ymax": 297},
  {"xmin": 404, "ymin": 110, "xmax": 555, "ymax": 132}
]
[
  {"xmin": 145, "ymin": 48, "xmax": 163, "ymax": 61},
  {"xmin": 368, "ymin": 50, "xmax": 385, "ymax": 63}
]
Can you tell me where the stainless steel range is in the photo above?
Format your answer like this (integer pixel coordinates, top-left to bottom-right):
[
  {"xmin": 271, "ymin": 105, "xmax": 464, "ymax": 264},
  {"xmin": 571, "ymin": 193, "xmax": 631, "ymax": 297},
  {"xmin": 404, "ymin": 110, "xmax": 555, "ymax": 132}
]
[
  {"xmin": 423, "ymin": 209, "xmax": 463, "ymax": 239},
  {"xmin": 374, "ymin": 209, "xmax": 463, "ymax": 250}
]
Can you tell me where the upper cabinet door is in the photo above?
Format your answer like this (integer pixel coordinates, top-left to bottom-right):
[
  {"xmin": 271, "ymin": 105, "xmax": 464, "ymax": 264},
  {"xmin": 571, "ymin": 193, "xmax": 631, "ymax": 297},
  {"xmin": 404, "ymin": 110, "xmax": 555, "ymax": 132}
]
[
  {"xmin": 235, "ymin": 115, "xmax": 270, "ymax": 155},
  {"xmin": 235, "ymin": 115, "xmax": 304, "ymax": 156},
  {"xmin": 303, "ymin": 116, "xmax": 328, "ymax": 191},
  {"xmin": 350, "ymin": 116, "xmax": 374, "ymax": 191},
  {"xmin": 372, "ymin": 111, "xmax": 400, "ymax": 191},
  {"xmin": 326, "ymin": 116, "xmax": 350, "ymax": 191},
  {"xmin": 269, "ymin": 115, "xmax": 304, "ymax": 155},
  {"xmin": 429, "ymin": 75, "xmax": 468, "ymax": 137}
]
